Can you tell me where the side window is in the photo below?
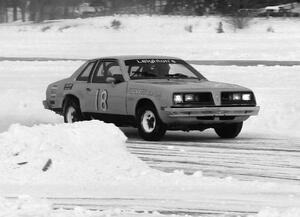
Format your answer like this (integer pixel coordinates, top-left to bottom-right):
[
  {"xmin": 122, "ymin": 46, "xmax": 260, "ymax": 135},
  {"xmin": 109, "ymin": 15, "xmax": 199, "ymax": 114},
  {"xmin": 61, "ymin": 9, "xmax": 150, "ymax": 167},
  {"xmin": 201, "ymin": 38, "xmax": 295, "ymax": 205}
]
[
  {"xmin": 106, "ymin": 61, "xmax": 124, "ymax": 83},
  {"xmin": 128, "ymin": 66, "xmax": 140, "ymax": 77},
  {"xmin": 76, "ymin": 61, "xmax": 96, "ymax": 82},
  {"xmin": 92, "ymin": 62, "xmax": 105, "ymax": 83},
  {"xmin": 107, "ymin": 63, "xmax": 122, "ymax": 77},
  {"xmin": 92, "ymin": 60, "xmax": 124, "ymax": 83}
]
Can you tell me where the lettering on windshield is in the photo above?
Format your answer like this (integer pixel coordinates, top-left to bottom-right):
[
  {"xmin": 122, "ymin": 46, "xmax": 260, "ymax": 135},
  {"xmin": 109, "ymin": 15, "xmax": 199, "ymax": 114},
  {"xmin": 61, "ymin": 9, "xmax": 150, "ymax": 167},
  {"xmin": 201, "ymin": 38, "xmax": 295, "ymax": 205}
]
[{"xmin": 127, "ymin": 59, "xmax": 178, "ymax": 65}]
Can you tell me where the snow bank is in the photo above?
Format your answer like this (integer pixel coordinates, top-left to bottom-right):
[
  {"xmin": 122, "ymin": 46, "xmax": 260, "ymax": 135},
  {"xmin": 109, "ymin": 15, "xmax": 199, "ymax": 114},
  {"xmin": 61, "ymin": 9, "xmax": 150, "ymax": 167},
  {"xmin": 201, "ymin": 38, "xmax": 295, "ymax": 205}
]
[
  {"xmin": 0, "ymin": 15, "xmax": 299, "ymax": 60},
  {"xmin": 0, "ymin": 121, "xmax": 148, "ymax": 184}
]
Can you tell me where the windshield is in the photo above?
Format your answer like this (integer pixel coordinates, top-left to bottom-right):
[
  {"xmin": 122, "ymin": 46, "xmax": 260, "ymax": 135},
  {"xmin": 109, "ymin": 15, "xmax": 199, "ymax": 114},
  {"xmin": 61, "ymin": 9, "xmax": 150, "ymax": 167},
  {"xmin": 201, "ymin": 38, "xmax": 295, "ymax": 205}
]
[{"xmin": 125, "ymin": 59, "xmax": 206, "ymax": 80}]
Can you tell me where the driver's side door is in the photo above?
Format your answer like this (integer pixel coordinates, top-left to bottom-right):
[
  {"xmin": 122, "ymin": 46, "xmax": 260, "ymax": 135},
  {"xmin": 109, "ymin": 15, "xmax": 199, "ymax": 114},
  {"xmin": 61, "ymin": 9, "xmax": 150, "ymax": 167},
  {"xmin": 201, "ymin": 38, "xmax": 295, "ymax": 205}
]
[{"xmin": 85, "ymin": 60, "xmax": 127, "ymax": 115}]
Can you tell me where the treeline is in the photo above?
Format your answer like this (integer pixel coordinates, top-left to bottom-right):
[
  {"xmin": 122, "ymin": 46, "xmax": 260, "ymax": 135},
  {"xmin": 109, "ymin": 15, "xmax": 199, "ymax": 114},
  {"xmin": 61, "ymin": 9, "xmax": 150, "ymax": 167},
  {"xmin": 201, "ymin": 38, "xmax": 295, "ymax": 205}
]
[
  {"xmin": 0, "ymin": 0, "xmax": 81, "ymax": 22},
  {"xmin": 90, "ymin": 0, "xmax": 300, "ymax": 15},
  {"xmin": 0, "ymin": 0, "xmax": 299, "ymax": 23}
]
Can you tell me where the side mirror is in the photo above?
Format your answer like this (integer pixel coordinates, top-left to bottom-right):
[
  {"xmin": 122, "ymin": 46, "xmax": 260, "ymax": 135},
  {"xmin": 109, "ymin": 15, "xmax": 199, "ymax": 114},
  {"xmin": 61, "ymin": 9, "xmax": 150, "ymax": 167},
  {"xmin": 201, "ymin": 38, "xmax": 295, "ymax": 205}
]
[{"xmin": 106, "ymin": 77, "xmax": 116, "ymax": 84}]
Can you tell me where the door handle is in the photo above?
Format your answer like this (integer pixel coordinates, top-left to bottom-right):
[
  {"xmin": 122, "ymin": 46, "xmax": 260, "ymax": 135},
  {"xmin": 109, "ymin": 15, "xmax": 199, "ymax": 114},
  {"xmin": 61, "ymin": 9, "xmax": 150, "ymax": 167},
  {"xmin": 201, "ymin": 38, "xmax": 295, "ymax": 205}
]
[{"xmin": 86, "ymin": 87, "xmax": 91, "ymax": 92}]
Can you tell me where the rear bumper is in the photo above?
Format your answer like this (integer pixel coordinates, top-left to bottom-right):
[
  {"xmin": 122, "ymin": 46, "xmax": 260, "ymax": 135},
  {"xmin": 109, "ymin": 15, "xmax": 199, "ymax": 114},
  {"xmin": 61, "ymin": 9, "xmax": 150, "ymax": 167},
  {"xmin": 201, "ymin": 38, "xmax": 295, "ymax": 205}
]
[
  {"xmin": 43, "ymin": 100, "xmax": 50, "ymax": 110},
  {"xmin": 43, "ymin": 100, "xmax": 63, "ymax": 115},
  {"xmin": 163, "ymin": 106, "xmax": 260, "ymax": 118}
]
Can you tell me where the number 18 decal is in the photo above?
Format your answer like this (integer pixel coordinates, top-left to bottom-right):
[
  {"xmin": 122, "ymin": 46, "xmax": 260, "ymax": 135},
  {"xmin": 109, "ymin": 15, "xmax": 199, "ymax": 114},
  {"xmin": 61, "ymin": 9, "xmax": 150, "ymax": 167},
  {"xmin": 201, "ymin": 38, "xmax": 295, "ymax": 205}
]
[{"xmin": 98, "ymin": 89, "xmax": 108, "ymax": 111}]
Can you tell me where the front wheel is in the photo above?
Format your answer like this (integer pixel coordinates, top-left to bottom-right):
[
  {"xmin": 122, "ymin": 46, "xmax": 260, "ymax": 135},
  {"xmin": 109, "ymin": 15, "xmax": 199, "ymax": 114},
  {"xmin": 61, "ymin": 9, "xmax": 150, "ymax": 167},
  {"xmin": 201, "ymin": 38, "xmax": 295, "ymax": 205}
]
[
  {"xmin": 214, "ymin": 122, "xmax": 243, "ymax": 139},
  {"xmin": 137, "ymin": 105, "xmax": 166, "ymax": 141}
]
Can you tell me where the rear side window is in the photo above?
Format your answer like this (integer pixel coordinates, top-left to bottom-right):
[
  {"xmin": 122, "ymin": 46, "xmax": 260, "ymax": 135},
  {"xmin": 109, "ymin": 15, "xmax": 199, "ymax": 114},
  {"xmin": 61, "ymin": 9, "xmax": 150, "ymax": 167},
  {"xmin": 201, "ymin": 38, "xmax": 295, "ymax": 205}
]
[
  {"xmin": 76, "ymin": 61, "xmax": 96, "ymax": 82},
  {"xmin": 92, "ymin": 62, "xmax": 106, "ymax": 83}
]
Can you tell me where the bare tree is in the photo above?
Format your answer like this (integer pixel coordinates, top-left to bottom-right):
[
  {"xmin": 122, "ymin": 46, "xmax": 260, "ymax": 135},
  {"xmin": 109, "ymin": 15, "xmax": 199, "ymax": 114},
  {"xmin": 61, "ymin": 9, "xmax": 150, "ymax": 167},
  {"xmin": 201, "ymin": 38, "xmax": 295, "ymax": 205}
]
[{"xmin": 0, "ymin": 0, "xmax": 7, "ymax": 23}]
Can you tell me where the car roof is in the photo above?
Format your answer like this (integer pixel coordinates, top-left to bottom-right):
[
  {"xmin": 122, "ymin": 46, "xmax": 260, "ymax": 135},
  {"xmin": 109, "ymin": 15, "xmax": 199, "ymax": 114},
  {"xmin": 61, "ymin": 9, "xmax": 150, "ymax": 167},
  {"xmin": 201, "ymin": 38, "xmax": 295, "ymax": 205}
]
[{"xmin": 89, "ymin": 55, "xmax": 182, "ymax": 61}]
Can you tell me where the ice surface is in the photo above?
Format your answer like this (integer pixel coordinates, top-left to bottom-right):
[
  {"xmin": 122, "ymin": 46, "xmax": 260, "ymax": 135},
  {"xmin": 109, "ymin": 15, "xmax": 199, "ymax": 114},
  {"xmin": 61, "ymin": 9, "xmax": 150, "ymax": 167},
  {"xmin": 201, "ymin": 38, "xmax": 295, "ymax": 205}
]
[{"xmin": 1, "ymin": 196, "xmax": 300, "ymax": 217}]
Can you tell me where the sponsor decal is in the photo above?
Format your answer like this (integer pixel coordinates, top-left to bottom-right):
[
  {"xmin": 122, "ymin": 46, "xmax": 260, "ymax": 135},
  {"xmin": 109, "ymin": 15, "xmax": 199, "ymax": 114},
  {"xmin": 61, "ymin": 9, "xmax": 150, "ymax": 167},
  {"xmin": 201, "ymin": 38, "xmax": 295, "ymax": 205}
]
[
  {"xmin": 100, "ymin": 89, "xmax": 108, "ymax": 111},
  {"xmin": 51, "ymin": 85, "xmax": 58, "ymax": 90},
  {"xmin": 125, "ymin": 59, "xmax": 180, "ymax": 65},
  {"xmin": 136, "ymin": 59, "xmax": 177, "ymax": 64},
  {"xmin": 96, "ymin": 89, "xmax": 108, "ymax": 112},
  {"xmin": 64, "ymin": 83, "xmax": 73, "ymax": 90},
  {"xmin": 128, "ymin": 88, "xmax": 154, "ymax": 96}
]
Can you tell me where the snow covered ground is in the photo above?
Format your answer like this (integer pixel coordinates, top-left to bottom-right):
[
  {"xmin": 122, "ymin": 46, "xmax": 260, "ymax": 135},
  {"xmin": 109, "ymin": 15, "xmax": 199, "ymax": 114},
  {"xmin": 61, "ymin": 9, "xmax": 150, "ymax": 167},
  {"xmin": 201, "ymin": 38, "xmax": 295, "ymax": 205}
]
[
  {"xmin": 0, "ymin": 15, "xmax": 299, "ymax": 60},
  {"xmin": 0, "ymin": 15, "xmax": 299, "ymax": 217}
]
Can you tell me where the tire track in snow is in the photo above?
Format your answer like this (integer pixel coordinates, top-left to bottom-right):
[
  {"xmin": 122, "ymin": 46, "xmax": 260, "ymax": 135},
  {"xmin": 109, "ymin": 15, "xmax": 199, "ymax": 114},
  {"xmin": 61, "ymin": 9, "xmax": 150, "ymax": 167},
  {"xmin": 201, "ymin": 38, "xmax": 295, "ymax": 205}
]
[
  {"xmin": 125, "ymin": 131, "xmax": 300, "ymax": 184},
  {"xmin": 5, "ymin": 196, "xmax": 256, "ymax": 217}
]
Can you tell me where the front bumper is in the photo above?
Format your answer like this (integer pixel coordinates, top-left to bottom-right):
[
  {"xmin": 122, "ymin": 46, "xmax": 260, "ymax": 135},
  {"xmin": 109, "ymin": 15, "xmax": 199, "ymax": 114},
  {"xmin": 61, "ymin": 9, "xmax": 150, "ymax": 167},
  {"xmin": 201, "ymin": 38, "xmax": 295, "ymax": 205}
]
[{"xmin": 163, "ymin": 106, "xmax": 260, "ymax": 118}]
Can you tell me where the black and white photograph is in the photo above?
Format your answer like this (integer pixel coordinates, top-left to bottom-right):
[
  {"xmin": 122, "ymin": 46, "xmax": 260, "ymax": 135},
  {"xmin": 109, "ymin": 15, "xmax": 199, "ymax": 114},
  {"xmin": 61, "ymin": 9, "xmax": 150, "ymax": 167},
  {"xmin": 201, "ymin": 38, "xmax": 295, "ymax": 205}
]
[{"xmin": 0, "ymin": 0, "xmax": 299, "ymax": 216}]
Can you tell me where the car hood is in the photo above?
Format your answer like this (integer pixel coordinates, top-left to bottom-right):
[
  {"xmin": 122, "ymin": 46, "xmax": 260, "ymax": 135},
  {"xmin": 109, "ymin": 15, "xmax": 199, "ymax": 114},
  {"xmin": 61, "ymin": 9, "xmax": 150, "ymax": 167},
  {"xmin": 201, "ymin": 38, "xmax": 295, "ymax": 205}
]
[{"xmin": 132, "ymin": 79, "xmax": 250, "ymax": 92}]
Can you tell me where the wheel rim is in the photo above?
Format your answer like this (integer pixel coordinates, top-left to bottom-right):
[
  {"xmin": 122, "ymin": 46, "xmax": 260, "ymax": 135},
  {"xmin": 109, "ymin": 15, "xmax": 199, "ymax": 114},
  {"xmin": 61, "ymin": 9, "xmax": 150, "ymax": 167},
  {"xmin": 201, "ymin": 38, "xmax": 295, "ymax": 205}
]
[
  {"xmin": 66, "ymin": 106, "xmax": 76, "ymax": 123},
  {"xmin": 141, "ymin": 110, "xmax": 156, "ymax": 133}
]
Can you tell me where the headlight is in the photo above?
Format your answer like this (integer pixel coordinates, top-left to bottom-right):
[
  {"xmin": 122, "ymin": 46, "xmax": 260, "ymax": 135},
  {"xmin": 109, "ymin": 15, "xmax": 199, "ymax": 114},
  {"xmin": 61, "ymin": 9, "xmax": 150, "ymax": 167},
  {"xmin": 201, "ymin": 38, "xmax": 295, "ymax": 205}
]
[
  {"xmin": 173, "ymin": 93, "xmax": 195, "ymax": 104},
  {"xmin": 242, "ymin": 93, "xmax": 251, "ymax": 101},
  {"xmin": 221, "ymin": 92, "xmax": 255, "ymax": 105},
  {"xmin": 232, "ymin": 93, "xmax": 241, "ymax": 101},
  {"xmin": 173, "ymin": 92, "xmax": 215, "ymax": 106},
  {"xmin": 173, "ymin": 94, "xmax": 183, "ymax": 104},
  {"xmin": 230, "ymin": 93, "xmax": 251, "ymax": 101},
  {"xmin": 184, "ymin": 94, "xmax": 194, "ymax": 102}
]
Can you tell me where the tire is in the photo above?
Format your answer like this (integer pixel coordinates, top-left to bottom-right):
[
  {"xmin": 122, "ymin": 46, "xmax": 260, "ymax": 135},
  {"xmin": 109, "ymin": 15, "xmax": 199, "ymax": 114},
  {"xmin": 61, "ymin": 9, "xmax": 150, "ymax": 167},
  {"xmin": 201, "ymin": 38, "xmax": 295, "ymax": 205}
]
[
  {"xmin": 63, "ymin": 98, "xmax": 85, "ymax": 123},
  {"xmin": 214, "ymin": 122, "xmax": 243, "ymax": 139},
  {"xmin": 136, "ymin": 104, "xmax": 166, "ymax": 141}
]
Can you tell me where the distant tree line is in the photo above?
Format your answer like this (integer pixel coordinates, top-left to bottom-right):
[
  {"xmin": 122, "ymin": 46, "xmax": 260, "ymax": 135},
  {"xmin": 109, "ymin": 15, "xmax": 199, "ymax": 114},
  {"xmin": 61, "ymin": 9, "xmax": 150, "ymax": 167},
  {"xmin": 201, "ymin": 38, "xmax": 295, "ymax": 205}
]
[
  {"xmin": 90, "ymin": 0, "xmax": 300, "ymax": 15},
  {"xmin": 0, "ymin": 0, "xmax": 82, "ymax": 22},
  {"xmin": 0, "ymin": 0, "xmax": 299, "ymax": 23}
]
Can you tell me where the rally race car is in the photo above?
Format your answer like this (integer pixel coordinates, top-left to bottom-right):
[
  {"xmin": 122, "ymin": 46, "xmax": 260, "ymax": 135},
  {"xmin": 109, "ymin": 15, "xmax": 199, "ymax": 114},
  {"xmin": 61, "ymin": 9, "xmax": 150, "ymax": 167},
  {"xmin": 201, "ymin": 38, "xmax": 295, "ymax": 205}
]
[{"xmin": 43, "ymin": 56, "xmax": 260, "ymax": 141}]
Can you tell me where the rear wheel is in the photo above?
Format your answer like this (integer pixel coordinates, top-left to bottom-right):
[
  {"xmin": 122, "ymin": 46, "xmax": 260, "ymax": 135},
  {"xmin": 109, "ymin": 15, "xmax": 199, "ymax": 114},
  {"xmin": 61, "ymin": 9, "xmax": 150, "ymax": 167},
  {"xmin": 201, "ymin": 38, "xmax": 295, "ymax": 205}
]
[
  {"xmin": 214, "ymin": 122, "xmax": 243, "ymax": 139},
  {"xmin": 137, "ymin": 105, "xmax": 166, "ymax": 141},
  {"xmin": 63, "ymin": 98, "xmax": 84, "ymax": 123}
]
